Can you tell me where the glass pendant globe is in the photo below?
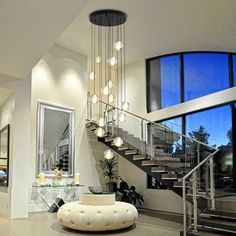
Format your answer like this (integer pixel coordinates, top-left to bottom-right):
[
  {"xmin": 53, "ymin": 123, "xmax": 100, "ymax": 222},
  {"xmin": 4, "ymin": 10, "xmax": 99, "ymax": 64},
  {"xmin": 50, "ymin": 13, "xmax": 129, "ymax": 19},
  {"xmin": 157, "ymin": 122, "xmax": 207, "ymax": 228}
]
[
  {"xmin": 102, "ymin": 85, "xmax": 110, "ymax": 95},
  {"xmin": 89, "ymin": 71, "xmax": 95, "ymax": 80},
  {"xmin": 95, "ymin": 55, "xmax": 102, "ymax": 64},
  {"xmin": 108, "ymin": 94, "xmax": 114, "ymax": 103},
  {"xmin": 95, "ymin": 127, "xmax": 105, "ymax": 137},
  {"xmin": 119, "ymin": 112, "xmax": 126, "ymax": 122},
  {"xmin": 104, "ymin": 149, "xmax": 114, "ymax": 160},
  {"xmin": 97, "ymin": 117, "xmax": 106, "ymax": 127},
  {"xmin": 107, "ymin": 80, "xmax": 113, "ymax": 88},
  {"xmin": 114, "ymin": 41, "xmax": 123, "ymax": 51},
  {"xmin": 113, "ymin": 137, "xmax": 123, "ymax": 147},
  {"xmin": 122, "ymin": 102, "xmax": 129, "ymax": 111},
  {"xmin": 91, "ymin": 94, "xmax": 99, "ymax": 104},
  {"xmin": 108, "ymin": 56, "xmax": 117, "ymax": 66}
]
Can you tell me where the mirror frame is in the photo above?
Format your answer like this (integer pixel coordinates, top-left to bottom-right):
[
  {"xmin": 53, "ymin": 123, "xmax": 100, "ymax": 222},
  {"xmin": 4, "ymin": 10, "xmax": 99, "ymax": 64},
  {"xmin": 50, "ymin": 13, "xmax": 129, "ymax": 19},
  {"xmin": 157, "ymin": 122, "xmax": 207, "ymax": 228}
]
[
  {"xmin": 0, "ymin": 124, "xmax": 10, "ymax": 187},
  {"xmin": 36, "ymin": 102, "xmax": 75, "ymax": 177}
]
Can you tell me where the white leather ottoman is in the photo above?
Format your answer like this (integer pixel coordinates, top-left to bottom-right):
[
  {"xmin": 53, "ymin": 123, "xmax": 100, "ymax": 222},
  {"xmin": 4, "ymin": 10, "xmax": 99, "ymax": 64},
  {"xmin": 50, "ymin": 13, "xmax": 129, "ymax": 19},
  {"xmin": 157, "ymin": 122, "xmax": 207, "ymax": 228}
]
[{"xmin": 57, "ymin": 193, "xmax": 138, "ymax": 231}]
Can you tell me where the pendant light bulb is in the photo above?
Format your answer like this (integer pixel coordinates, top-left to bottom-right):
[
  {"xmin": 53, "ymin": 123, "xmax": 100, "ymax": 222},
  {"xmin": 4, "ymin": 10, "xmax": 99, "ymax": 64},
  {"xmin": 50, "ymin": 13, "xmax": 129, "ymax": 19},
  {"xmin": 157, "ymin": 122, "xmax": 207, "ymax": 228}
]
[
  {"xmin": 98, "ymin": 117, "xmax": 106, "ymax": 127},
  {"xmin": 91, "ymin": 94, "xmax": 99, "ymax": 104},
  {"xmin": 108, "ymin": 94, "xmax": 114, "ymax": 103},
  {"xmin": 114, "ymin": 41, "xmax": 123, "ymax": 51},
  {"xmin": 102, "ymin": 85, "xmax": 110, "ymax": 95},
  {"xmin": 113, "ymin": 137, "xmax": 123, "ymax": 147},
  {"xmin": 95, "ymin": 127, "xmax": 105, "ymax": 137},
  {"xmin": 119, "ymin": 112, "xmax": 126, "ymax": 122},
  {"xmin": 104, "ymin": 149, "xmax": 114, "ymax": 160},
  {"xmin": 122, "ymin": 102, "xmax": 129, "ymax": 111},
  {"xmin": 107, "ymin": 80, "xmax": 113, "ymax": 89},
  {"xmin": 89, "ymin": 71, "xmax": 95, "ymax": 80},
  {"xmin": 95, "ymin": 55, "xmax": 102, "ymax": 64},
  {"xmin": 108, "ymin": 56, "xmax": 117, "ymax": 66}
]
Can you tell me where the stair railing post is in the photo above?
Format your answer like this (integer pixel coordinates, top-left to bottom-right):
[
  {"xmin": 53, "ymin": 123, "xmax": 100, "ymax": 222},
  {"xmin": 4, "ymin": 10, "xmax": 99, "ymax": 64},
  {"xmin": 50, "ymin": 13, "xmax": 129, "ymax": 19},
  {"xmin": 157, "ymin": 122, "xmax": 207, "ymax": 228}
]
[
  {"xmin": 205, "ymin": 161, "xmax": 209, "ymax": 198},
  {"xmin": 141, "ymin": 119, "xmax": 144, "ymax": 154},
  {"xmin": 209, "ymin": 156, "xmax": 215, "ymax": 210},
  {"xmin": 183, "ymin": 178, "xmax": 187, "ymax": 236},
  {"xmin": 112, "ymin": 109, "xmax": 115, "ymax": 137},
  {"xmin": 197, "ymin": 143, "xmax": 201, "ymax": 190},
  {"xmin": 192, "ymin": 171, "xmax": 198, "ymax": 233},
  {"xmin": 184, "ymin": 138, "xmax": 187, "ymax": 174},
  {"xmin": 150, "ymin": 125, "xmax": 154, "ymax": 160},
  {"xmin": 104, "ymin": 105, "xmax": 108, "ymax": 134}
]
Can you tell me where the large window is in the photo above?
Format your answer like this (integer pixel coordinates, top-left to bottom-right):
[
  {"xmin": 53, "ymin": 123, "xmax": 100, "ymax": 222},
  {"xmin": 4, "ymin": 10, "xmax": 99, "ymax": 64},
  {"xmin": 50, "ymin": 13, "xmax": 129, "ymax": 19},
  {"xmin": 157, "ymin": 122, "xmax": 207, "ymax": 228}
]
[
  {"xmin": 186, "ymin": 105, "xmax": 232, "ymax": 147},
  {"xmin": 184, "ymin": 53, "xmax": 229, "ymax": 101},
  {"xmin": 147, "ymin": 54, "xmax": 180, "ymax": 112},
  {"xmin": 150, "ymin": 104, "xmax": 234, "ymax": 190},
  {"xmin": 160, "ymin": 55, "xmax": 181, "ymax": 108},
  {"xmin": 147, "ymin": 52, "xmax": 235, "ymax": 113},
  {"xmin": 233, "ymin": 55, "xmax": 236, "ymax": 87}
]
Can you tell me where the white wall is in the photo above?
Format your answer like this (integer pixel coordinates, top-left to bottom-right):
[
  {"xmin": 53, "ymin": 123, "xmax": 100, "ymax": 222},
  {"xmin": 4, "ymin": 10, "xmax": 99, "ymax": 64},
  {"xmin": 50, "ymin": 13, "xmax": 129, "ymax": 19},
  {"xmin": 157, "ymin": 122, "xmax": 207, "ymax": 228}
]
[
  {"xmin": 29, "ymin": 44, "xmax": 101, "ymax": 212},
  {"xmin": 0, "ymin": 75, "xmax": 32, "ymax": 219},
  {"xmin": 0, "ymin": 94, "xmax": 14, "ymax": 218}
]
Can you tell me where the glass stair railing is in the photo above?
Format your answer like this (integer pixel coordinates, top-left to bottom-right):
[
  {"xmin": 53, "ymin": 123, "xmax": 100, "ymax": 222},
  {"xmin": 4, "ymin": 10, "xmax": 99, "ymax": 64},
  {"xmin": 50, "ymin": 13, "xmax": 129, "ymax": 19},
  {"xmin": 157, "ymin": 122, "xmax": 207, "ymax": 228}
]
[{"xmin": 86, "ymin": 94, "xmax": 219, "ymax": 236}]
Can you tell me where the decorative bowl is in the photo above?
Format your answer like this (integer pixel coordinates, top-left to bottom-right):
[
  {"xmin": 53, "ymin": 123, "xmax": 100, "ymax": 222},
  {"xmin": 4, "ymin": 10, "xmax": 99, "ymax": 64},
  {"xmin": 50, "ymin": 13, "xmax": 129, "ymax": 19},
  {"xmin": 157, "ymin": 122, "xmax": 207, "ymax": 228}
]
[{"xmin": 88, "ymin": 186, "xmax": 106, "ymax": 194}]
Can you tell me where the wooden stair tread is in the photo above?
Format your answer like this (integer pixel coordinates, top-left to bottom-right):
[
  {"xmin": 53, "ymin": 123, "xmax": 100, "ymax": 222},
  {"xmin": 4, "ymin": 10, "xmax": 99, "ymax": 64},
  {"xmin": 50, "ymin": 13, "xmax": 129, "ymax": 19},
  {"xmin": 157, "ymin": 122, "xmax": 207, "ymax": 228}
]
[
  {"xmin": 151, "ymin": 166, "xmax": 168, "ymax": 173},
  {"xmin": 125, "ymin": 149, "xmax": 138, "ymax": 155},
  {"xmin": 162, "ymin": 173, "xmax": 177, "ymax": 180},
  {"xmin": 133, "ymin": 155, "xmax": 147, "ymax": 161},
  {"xmin": 105, "ymin": 136, "xmax": 115, "ymax": 142},
  {"xmin": 118, "ymin": 145, "xmax": 129, "ymax": 150}
]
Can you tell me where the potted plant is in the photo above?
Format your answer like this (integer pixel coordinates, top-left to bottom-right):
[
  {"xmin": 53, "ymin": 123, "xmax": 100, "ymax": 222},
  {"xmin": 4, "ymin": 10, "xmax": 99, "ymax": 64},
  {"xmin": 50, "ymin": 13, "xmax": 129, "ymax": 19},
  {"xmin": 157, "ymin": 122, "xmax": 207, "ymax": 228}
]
[
  {"xmin": 117, "ymin": 178, "xmax": 144, "ymax": 206},
  {"xmin": 99, "ymin": 157, "xmax": 118, "ymax": 192}
]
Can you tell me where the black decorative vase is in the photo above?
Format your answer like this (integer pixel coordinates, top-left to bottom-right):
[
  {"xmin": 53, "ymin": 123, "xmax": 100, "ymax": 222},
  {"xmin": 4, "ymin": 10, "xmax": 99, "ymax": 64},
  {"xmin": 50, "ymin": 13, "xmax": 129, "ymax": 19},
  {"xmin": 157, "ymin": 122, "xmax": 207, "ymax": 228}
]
[{"xmin": 106, "ymin": 182, "xmax": 117, "ymax": 192}]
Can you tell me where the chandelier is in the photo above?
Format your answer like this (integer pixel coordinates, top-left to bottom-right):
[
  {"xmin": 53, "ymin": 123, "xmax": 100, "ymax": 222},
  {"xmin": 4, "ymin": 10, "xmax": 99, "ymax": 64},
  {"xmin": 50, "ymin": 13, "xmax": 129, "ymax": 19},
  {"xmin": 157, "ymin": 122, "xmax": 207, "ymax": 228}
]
[{"xmin": 88, "ymin": 10, "xmax": 129, "ymax": 153}]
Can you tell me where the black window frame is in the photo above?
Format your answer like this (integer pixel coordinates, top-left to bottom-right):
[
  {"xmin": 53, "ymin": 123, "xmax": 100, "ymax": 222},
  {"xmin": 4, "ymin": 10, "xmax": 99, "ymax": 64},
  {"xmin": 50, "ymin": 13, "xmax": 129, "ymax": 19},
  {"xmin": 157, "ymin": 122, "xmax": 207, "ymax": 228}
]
[{"xmin": 146, "ymin": 51, "xmax": 236, "ymax": 113}]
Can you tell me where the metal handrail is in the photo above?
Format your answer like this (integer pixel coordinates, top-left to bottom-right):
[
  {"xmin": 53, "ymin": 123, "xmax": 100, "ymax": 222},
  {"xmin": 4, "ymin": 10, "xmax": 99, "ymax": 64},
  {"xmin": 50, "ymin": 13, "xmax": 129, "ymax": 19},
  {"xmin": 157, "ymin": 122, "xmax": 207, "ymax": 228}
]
[
  {"xmin": 182, "ymin": 149, "xmax": 219, "ymax": 180},
  {"xmin": 98, "ymin": 99, "xmax": 217, "ymax": 151},
  {"xmin": 182, "ymin": 149, "xmax": 219, "ymax": 236}
]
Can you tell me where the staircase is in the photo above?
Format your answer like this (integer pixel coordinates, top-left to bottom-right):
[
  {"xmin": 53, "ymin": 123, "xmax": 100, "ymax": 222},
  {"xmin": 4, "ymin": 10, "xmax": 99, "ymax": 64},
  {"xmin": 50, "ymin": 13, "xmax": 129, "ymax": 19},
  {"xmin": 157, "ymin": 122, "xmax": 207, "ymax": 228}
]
[{"xmin": 86, "ymin": 98, "xmax": 236, "ymax": 235}]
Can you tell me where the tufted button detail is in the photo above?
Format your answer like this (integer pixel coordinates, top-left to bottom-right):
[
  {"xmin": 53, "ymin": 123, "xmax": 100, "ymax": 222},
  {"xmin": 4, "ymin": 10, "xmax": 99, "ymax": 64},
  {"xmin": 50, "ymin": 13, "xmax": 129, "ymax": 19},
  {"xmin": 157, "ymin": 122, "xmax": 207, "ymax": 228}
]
[{"xmin": 57, "ymin": 201, "xmax": 138, "ymax": 231}]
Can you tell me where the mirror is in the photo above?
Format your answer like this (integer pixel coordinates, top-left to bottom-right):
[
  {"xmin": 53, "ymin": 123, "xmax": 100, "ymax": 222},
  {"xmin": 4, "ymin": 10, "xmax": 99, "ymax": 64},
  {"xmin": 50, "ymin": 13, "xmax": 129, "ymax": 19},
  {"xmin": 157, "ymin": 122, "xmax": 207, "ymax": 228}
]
[
  {"xmin": 36, "ymin": 103, "xmax": 74, "ymax": 177},
  {"xmin": 0, "ymin": 124, "xmax": 10, "ymax": 187}
]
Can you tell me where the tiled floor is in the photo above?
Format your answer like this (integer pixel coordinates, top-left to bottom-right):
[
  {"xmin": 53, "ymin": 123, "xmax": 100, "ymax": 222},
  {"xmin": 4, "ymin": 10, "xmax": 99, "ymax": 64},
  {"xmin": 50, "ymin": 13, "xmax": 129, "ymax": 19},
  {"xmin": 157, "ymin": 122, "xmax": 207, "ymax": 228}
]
[
  {"xmin": 0, "ymin": 210, "xmax": 229, "ymax": 236},
  {"xmin": 0, "ymin": 210, "xmax": 181, "ymax": 236}
]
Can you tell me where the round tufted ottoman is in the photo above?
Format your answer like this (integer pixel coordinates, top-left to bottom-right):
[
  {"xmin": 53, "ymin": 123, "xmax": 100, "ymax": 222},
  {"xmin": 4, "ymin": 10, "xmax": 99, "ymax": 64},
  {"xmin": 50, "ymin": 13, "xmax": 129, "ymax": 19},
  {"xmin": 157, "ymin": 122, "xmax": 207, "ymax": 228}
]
[{"xmin": 57, "ymin": 194, "xmax": 138, "ymax": 231}]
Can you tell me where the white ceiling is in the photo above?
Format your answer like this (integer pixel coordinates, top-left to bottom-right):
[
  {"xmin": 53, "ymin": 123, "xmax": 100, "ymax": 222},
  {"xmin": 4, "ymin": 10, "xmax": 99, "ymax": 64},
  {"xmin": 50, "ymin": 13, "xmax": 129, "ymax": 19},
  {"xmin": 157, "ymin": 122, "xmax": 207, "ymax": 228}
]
[
  {"xmin": 0, "ymin": 0, "xmax": 88, "ymax": 83},
  {"xmin": 57, "ymin": 0, "xmax": 236, "ymax": 64}
]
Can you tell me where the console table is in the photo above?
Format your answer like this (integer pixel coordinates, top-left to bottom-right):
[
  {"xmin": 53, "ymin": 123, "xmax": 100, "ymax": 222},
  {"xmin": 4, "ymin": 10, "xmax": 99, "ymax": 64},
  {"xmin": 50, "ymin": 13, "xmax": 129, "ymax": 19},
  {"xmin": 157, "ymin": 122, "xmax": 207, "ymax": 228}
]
[{"xmin": 32, "ymin": 184, "xmax": 84, "ymax": 209}]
